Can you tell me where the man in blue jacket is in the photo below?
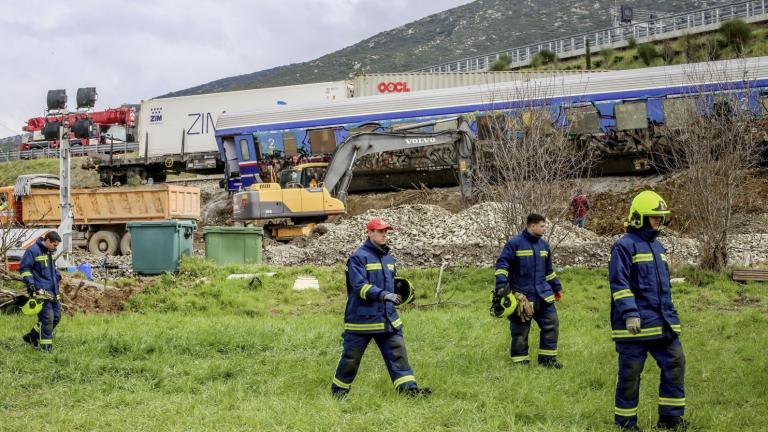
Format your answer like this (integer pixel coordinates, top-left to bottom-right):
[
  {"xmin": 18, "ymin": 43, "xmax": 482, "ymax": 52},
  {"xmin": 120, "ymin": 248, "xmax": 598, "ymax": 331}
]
[
  {"xmin": 609, "ymin": 191, "xmax": 687, "ymax": 431},
  {"xmin": 331, "ymin": 217, "xmax": 431, "ymax": 399},
  {"xmin": 20, "ymin": 231, "xmax": 62, "ymax": 352},
  {"xmin": 494, "ymin": 213, "xmax": 563, "ymax": 368}
]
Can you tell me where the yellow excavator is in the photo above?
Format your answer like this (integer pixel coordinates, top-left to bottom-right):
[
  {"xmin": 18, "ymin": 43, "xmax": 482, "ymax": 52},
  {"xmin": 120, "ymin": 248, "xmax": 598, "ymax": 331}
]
[{"xmin": 233, "ymin": 118, "xmax": 475, "ymax": 240}]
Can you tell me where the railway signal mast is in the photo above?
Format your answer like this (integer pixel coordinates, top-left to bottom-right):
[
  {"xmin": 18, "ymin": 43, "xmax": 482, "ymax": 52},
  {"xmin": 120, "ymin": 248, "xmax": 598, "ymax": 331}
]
[{"xmin": 43, "ymin": 87, "xmax": 98, "ymax": 257}]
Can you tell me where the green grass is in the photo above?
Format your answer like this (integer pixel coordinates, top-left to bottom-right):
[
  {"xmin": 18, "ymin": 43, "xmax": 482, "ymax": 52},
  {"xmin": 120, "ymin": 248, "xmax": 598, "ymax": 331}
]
[
  {"xmin": 1, "ymin": 260, "xmax": 766, "ymax": 431},
  {"xmin": 0, "ymin": 157, "xmax": 101, "ymax": 188}
]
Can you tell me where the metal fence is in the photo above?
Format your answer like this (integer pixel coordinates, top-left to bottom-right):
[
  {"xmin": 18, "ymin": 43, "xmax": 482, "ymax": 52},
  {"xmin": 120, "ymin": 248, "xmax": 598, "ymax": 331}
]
[
  {"xmin": 0, "ymin": 141, "xmax": 138, "ymax": 162},
  {"xmin": 415, "ymin": 0, "xmax": 768, "ymax": 72}
]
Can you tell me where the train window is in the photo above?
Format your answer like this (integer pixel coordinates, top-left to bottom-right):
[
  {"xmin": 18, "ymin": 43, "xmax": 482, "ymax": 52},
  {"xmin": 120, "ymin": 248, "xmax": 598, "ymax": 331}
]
[
  {"xmin": 476, "ymin": 114, "xmax": 506, "ymax": 140},
  {"xmin": 663, "ymin": 97, "xmax": 696, "ymax": 128},
  {"xmin": 283, "ymin": 132, "xmax": 297, "ymax": 156},
  {"xmin": 434, "ymin": 118, "xmax": 458, "ymax": 132},
  {"xmin": 350, "ymin": 124, "xmax": 380, "ymax": 134},
  {"xmin": 239, "ymin": 138, "xmax": 251, "ymax": 160},
  {"xmin": 615, "ymin": 102, "xmax": 648, "ymax": 131},
  {"xmin": 521, "ymin": 110, "xmax": 554, "ymax": 133},
  {"xmin": 308, "ymin": 128, "xmax": 336, "ymax": 154},
  {"xmin": 566, "ymin": 106, "xmax": 600, "ymax": 134},
  {"xmin": 759, "ymin": 92, "xmax": 768, "ymax": 115}
]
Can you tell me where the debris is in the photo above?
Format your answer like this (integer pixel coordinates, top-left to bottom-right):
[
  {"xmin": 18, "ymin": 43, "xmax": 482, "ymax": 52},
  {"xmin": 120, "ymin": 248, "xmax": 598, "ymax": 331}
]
[
  {"xmin": 293, "ymin": 276, "xmax": 320, "ymax": 291},
  {"xmin": 226, "ymin": 272, "xmax": 276, "ymax": 280},
  {"xmin": 262, "ymin": 202, "xmax": 768, "ymax": 269}
]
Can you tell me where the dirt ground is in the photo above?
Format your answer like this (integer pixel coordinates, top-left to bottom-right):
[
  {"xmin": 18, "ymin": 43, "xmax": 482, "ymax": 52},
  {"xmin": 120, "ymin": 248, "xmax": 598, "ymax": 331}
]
[{"xmin": 58, "ymin": 277, "xmax": 147, "ymax": 314}]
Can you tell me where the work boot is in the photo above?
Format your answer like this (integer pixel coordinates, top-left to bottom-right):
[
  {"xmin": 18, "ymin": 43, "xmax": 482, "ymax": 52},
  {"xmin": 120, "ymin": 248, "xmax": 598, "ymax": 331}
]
[
  {"xmin": 656, "ymin": 416, "xmax": 688, "ymax": 430},
  {"xmin": 402, "ymin": 386, "xmax": 432, "ymax": 397},
  {"xmin": 331, "ymin": 388, "xmax": 349, "ymax": 400},
  {"xmin": 617, "ymin": 424, "xmax": 643, "ymax": 432},
  {"xmin": 538, "ymin": 358, "xmax": 563, "ymax": 369},
  {"xmin": 512, "ymin": 360, "xmax": 531, "ymax": 366},
  {"xmin": 22, "ymin": 333, "xmax": 38, "ymax": 348}
]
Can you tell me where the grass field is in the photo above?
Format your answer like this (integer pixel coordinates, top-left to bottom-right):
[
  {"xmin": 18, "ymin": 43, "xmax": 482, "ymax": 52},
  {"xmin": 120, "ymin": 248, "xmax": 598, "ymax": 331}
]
[
  {"xmin": 1, "ymin": 260, "xmax": 766, "ymax": 431},
  {"xmin": 0, "ymin": 157, "xmax": 101, "ymax": 188}
]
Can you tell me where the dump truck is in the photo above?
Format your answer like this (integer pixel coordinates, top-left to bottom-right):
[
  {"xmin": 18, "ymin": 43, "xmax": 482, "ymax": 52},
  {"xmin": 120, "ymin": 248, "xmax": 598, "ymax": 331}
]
[{"xmin": 0, "ymin": 176, "xmax": 200, "ymax": 255}]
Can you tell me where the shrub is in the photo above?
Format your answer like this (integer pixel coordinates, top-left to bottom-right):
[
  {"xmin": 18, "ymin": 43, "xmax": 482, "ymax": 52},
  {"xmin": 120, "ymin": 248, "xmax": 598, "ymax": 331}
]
[
  {"xmin": 719, "ymin": 19, "xmax": 753, "ymax": 54},
  {"xmin": 600, "ymin": 47, "xmax": 615, "ymax": 65},
  {"xmin": 532, "ymin": 49, "xmax": 558, "ymax": 67},
  {"xmin": 627, "ymin": 36, "xmax": 638, "ymax": 49},
  {"xmin": 637, "ymin": 43, "xmax": 658, "ymax": 66},
  {"xmin": 490, "ymin": 54, "xmax": 512, "ymax": 71}
]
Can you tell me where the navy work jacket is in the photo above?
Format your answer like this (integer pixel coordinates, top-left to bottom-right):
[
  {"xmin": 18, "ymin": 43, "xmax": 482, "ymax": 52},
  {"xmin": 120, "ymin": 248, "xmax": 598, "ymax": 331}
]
[
  {"xmin": 495, "ymin": 229, "xmax": 562, "ymax": 303},
  {"xmin": 608, "ymin": 226, "xmax": 682, "ymax": 341},
  {"xmin": 343, "ymin": 239, "xmax": 402, "ymax": 333},
  {"xmin": 20, "ymin": 239, "xmax": 61, "ymax": 296}
]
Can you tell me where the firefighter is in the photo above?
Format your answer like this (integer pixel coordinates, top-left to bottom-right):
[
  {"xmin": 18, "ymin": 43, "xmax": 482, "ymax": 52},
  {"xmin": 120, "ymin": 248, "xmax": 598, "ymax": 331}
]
[
  {"xmin": 331, "ymin": 217, "xmax": 431, "ymax": 399},
  {"xmin": 609, "ymin": 191, "xmax": 687, "ymax": 431},
  {"xmin": 20, "ymin": 231, "xmax": 63, "ymax": 352},
  {"xmin": 494, "ymin": 213, "xmax": 563, "ymax": 368}
]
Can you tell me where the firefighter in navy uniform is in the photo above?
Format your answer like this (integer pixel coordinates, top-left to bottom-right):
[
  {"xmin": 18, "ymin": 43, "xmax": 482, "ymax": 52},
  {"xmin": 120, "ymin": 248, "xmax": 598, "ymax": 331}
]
[
  {"xmin": 20, "ymin": 231, "xmax": 63, "ymax": 352},
  {"xmin": 609, "ymin": 191, "xmax": 687, "ymax": 431},
  {"xmin": 331, "ymin": 218, "xmax": 431, "ymax": 399},
  {"xmin": 494, "ymin": 213, "xmax": 563, "ymax": 368}
]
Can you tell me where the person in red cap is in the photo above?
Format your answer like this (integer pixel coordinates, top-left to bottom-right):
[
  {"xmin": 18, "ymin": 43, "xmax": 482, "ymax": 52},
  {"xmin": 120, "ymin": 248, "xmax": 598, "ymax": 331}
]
[{"xmin": 331, "ymin": 217, "xmax": 431, "ymax": 398}]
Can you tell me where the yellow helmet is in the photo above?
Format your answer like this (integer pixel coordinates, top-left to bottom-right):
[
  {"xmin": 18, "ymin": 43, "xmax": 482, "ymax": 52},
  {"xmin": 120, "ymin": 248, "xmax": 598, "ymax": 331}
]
[
  {"xmin": 18, "ymin": 296, "xmax": 43, "ymax": 315},
  {"xmin": 627, "ymin": 190, "xmax": 670, "ymax": 228},
  {"xmin": 394, "ymin": 277, "xmax": 415, "ymax": 305},
  {"xmin": 489, "ymin": 291, "xmax": 518, "ymax": 319}
]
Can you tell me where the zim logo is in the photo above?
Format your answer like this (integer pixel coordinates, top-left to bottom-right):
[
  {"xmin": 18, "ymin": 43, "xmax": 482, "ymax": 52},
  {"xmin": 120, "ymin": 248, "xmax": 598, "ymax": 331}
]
[{"xmin": 150, "ymin": 107, "xmax": 163, "ymax": 123}]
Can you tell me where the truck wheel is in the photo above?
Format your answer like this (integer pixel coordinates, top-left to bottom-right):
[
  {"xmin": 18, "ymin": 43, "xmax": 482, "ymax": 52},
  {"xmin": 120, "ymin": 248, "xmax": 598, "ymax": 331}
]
[
  {"xmin": 120, "ymin": 232, "xmax": 131, "ymax": 255},
  {"xmin": 88, "ymin": 231, "xmax": 120, "ymax": 255}
]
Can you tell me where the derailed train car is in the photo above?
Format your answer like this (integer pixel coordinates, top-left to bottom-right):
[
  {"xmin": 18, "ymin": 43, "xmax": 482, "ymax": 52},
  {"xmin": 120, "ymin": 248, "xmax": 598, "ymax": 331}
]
[{"xmin": 215, "ymin": 57, "xmax": 768, "ymax": 192}]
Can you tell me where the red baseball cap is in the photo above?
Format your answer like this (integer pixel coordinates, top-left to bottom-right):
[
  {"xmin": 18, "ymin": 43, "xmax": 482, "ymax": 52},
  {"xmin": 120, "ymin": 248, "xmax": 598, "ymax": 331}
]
[{"xmin": 366, "ymin": 217, "xmax": 393, "ymax": 231}]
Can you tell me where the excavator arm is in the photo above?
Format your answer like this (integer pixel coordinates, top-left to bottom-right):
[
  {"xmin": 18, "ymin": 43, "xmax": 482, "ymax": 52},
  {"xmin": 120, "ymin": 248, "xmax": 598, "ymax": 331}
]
[{"xmin": 325, "ymin": 117, "xmax": 475, "ymax": 203}]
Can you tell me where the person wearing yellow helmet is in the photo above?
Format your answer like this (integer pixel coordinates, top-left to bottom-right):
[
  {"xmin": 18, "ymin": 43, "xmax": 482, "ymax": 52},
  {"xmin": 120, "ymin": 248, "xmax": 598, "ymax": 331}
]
[{"xmin": 608, "ymin": 191, "xmax": 687, "ymax": 431}]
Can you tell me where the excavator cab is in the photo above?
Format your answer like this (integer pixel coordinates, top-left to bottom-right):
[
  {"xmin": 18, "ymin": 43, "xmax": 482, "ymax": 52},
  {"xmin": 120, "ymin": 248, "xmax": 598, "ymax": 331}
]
[{"xmin": 278, "ymin": 163, "xmax": 329, "ymax": 189}]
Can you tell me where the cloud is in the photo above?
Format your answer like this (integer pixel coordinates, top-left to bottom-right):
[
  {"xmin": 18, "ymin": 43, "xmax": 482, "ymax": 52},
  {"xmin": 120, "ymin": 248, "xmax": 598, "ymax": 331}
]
[{"xmin": 0, "ymin": 0, "xmax": 470, "ymax": 135}]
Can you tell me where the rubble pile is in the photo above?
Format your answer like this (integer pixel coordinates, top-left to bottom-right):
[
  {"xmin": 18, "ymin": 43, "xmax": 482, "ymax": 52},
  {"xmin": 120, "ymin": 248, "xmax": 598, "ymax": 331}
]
[
  {"xmin": 67, "ymin": 252, "xmax": 133, "ymax": 280},
  {"xmin": 263, "ymin": 202, "xmax": 768, "ymax": 269}
]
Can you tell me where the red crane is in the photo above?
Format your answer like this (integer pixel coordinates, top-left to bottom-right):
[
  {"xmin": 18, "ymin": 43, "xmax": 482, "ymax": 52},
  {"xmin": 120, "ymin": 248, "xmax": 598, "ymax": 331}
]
[{"xmin": 22, "ymin": 107, "xmax": 136, "ymax": 149}]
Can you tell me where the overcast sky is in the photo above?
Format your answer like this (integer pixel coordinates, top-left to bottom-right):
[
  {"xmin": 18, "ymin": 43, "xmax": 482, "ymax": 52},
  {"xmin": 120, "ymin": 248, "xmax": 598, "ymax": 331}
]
[{"xmin": 0, "ymin": 0, "xmax": 471, "ymax": 136}]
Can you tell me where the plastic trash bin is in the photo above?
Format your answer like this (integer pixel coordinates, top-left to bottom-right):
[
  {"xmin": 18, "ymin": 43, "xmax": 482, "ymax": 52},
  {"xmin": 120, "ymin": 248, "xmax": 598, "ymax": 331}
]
[
  {"xmin": 127, "ymin": 220, "xmax": 197, "ymax": 274},
  {"xmin": 203, "ymin": 226, "xmax": 264, "ymax": 265}
]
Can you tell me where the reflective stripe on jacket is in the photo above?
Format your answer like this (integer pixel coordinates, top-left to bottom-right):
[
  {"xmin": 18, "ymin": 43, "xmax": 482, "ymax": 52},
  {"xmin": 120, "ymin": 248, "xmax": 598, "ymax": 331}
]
[
  {"xmin": 495, "ymin": 229, "xmax": 562, "ymax": 303},
  {"xmin": 609, "ymin": 227, "xmax": 681, "ymax": 341},
  {"xmin": 343, "ymin": 239, "xmax": 402, "ymax": 333}
]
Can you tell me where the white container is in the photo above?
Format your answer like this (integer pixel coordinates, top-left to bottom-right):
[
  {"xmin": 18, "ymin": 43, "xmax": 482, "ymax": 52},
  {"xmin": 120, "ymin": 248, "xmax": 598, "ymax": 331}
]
[
  {"xmin": 138, "ymin": 81, "xmax": 350, "ymax": 157},
  {"xmin": 352, "ymin": 70, "xmax": 603, "ymax": 97}
]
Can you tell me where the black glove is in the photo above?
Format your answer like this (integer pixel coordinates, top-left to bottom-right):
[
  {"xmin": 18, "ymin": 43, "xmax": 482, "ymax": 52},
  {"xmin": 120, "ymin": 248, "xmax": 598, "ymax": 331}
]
[
  {"xmin": 494, "ymin": 286, "xmax": 510, "ymax": 298},
  {"xmin": 26, "ymin": 284, "xmax": 37, "ymax": 296},
  {"xmin": 383, "ymin": 292, "xmax": 402, "ymax": 305}
]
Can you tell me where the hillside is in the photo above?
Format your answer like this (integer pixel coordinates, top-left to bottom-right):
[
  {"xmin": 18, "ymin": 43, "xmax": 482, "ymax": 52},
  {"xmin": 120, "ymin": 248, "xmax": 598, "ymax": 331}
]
[{"xmin": 164, "ymin": 0, "xmax": 731, "ymax": 97}]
